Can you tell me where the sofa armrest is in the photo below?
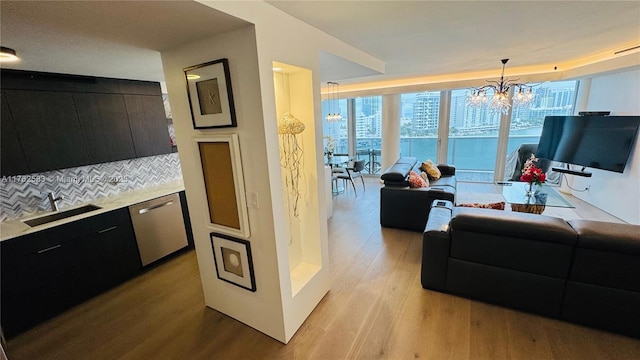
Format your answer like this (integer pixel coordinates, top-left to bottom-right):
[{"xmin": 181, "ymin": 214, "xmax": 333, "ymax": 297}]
[
  {"xmin": 422, "ymin": 205, "xmax": 453, "ymax": 291},
  {"xmin": 380, "ymin": 186, "xmax": 455, "ymax": 232},
  {"xmin": 437, "ymin": 164, "xmax": 456, "ymax": 176}
]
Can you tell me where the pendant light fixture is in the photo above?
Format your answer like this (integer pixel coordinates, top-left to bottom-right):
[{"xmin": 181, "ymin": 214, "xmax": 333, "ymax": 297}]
[
  {"xmin": 325, "ymin": 81, "xmax": 342, "ymax": 122},
  {"xmin": 467, "ymin": 59, "xmax": 535, "ymax": 115},
  {"xmin": 0, "ymin": 47, "xmax": 20, "ymax": 62}
]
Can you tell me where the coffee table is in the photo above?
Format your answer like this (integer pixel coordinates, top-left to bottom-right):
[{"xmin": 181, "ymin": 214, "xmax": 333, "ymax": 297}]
[{"xmin": 498, "ymin": 181, "xmax": 574, "ymax": 214}]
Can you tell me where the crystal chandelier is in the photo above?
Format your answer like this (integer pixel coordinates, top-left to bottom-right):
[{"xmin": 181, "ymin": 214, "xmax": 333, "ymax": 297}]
[
  {"xmin": 325, "ymin": 81, "xmax": 342, "ymax": 122},
  {"xmin": 467, "ymin": 59, "xmax": 535, "ymax": 115}
]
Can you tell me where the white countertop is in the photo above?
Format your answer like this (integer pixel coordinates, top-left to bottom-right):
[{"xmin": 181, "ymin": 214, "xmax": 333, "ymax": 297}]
[{"xmin": 0, "ymin": 181, "xmax": 185, "ymax": 242}]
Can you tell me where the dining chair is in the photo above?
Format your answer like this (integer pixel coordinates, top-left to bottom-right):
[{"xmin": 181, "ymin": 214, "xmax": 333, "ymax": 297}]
[{"xmin": 336, "ymin": 159, "xmax": 365, "ymax": 196}]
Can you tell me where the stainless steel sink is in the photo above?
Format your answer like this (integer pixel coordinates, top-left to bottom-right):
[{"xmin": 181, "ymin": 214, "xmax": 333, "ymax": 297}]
[{"xmin": 23, "ymin": 204, "xmax": 102, "ymax": 227}]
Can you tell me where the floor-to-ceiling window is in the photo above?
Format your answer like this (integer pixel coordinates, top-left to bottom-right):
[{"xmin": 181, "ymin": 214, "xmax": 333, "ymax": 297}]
[
  {"xmin": 354, "ymin": 96, "xmax": 382, "ymax": 174},
  {"xmin": 447, "ymin": 89, "xmax": 501, "ymax": 181},
  {"xmin": 322, "ymin": 80, "xmax": 578, "ymax": 181},
  {"xmin": 399, "ymin": 91, "xmax": 440, "ymax": 161}
]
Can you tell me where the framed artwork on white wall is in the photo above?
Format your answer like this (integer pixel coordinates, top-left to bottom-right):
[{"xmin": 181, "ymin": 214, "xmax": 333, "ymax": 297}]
[
  {"xmin": 193, "ymin": 134, "xmax": 250, "ymax": 238},
  {"xmin": 184, "ymin": 58, "xmax": 237, "ymax": 129}
]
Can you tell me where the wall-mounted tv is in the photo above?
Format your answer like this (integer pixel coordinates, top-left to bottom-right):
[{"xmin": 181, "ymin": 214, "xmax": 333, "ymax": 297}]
[{"xmin": 536, "ymin": 115, "xmax": 640, "ymax": 173}]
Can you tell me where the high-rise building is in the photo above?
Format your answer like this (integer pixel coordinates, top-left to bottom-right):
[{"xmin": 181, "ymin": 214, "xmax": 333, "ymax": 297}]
[{"xmin": 412, "ymin": 92, "xmax": 440, "ymax": 134}]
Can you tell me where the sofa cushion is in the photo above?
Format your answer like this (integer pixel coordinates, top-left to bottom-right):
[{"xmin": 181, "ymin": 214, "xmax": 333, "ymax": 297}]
[
  {"xmin": 451, "ymin": 208, "xmax": 577, "ymax": 246},
  {"xmin": 430, "ymin": 176, "xmax": 456, "ymax": 189},
  {"xmin": 449, "ymin": 208, "xmax": 577, "ymax": 278},
  {"xmin": 568, "ymin": 220, "xmax": 640, "ymax": 255},
  {"xmin": 567, "ymin": 219, "xmax": 640, "ymax": 292},
  {"xmin": 408, "ymin": 171, "xmax": 428, "ymax": 188},
  {"xmin": 420, "ymin": 159, "xmax": 441, "ymax": 180}
]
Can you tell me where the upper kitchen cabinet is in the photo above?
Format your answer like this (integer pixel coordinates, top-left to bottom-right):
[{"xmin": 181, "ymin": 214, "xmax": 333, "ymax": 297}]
[
  {"xmin": 124, "ymin": 94, "xmax": 172, "ymax": 157},
  {"xmin": 1, "ymin": 91, "xmax": 29, "ymax": 176},
  {"xmin": 73, "ymin": 93, "xmax": 136, "ymax": 164},
  {"xmin": 0, "ymin": 69, "xmax": 172, "ymax": 175},
  {"xmin": 5, "ymin": 89, "xmax": 89, "ymax": 173}
]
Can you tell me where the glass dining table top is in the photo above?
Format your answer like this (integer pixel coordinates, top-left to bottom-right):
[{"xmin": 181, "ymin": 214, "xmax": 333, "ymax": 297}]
[
  {"xmin": 498, "ymin": 181, "xmax": 574, "ymax": 208},
  {"xmin": 325, "ymin": 155, "xmax": 351, "ymax": 167}
]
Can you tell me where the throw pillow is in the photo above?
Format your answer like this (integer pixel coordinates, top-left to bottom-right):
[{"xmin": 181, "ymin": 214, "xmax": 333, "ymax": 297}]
[
  {"xmin": 457, "ymin": 201, "xmax": 506, "ymax": 210},
  {"xmin": 408, "ymin": 171, "xmax": 428, "ymax": 188},
  {"xmin": 419, "ymin": 159, "xmax": 441, "ymax": 180},
  {"xmin": 420, "ymin": 171, "xmax": 430, "ymax": 187}
]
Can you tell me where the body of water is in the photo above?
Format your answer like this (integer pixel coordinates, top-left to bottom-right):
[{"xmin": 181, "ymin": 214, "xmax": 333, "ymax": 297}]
[{"xmin": 355, "ymin": 128, "xmax": 543, "ymax": 171}]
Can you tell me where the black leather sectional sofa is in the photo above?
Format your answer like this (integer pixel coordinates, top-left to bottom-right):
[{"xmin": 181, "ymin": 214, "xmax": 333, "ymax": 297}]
[
  {"xmin": 380, "ymin": 157, "xmax": 456, "ymax": 232},
  {"xmin": 422, "ymin": 201, "xmax": 640, "ymax": 338}
]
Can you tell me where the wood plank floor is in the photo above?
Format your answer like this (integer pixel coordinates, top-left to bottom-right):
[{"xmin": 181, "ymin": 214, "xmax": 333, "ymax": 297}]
[{"xmin": 6, "ymin": 178, "xmax": 639, "ymax": 359}]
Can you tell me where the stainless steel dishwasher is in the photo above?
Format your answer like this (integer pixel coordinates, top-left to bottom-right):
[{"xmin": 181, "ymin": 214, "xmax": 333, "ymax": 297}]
[{"xmin": 129, "ymin": 193, "xmax": 188, "ymax": 266}]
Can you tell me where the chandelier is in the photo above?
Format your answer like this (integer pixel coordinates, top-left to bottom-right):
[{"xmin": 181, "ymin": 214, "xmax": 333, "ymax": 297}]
[
  {"xmin": 325, "ymin": 81, "xmax": 342, "ymax": 122},
  {"xmin": 467, "ymin": 59, "xmax": 535, "ymax": 115}
]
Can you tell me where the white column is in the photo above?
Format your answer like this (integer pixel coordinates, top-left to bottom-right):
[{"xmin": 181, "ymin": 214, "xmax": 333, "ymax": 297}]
[{"xmin": 382, "ymin": 94, "xmax": 401, "ymax": 172}]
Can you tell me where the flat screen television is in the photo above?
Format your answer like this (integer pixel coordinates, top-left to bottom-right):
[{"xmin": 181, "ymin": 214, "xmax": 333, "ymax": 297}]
[{"xmin": 536, "ymin": 115, "xmax": 640, "ymax": 173}]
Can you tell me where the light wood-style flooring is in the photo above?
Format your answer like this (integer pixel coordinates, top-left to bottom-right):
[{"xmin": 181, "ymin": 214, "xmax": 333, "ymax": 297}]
[{"xmin": 6, "ymin": 179, "xmax": 639, "ymax": 359}]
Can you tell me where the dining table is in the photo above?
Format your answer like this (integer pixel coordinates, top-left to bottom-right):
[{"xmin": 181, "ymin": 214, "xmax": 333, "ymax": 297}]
[{"xmin": 325, "ymin": 155, "xmax": 351, "ymax": 195}]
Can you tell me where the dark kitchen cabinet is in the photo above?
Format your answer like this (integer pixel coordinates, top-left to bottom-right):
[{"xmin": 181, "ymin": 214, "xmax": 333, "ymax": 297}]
[
  {"xmin": 80, "ymin": 208, "xmax": 142, "ymax": 294},
  {"xmin": 1, "ymin": 91, "xmax": 29, "ymax": 176},
  {"xmin": 124, "ymin": 94, "xmax": 172, "ymax": 157},
  {"xmin": 0, "ymin": 243, "xmax": 32, "ymax": 337},
  {"xmin": 73, "ymin": 92, "xmax": 136, "ymax": 164},
  {"xmin": 3, "ymin": 222, "xmax": 95, "ymax": 335},
  {"xmin": 0, "ymin": 69, "xmax": 172, "ymax": 176},
  {"xmin": 0, "ymin": 208, "xmax": 142, "ymax": 338},
  {"xmin": 4, "ymin": 89, "xmax": 89, "ymax": 173}
]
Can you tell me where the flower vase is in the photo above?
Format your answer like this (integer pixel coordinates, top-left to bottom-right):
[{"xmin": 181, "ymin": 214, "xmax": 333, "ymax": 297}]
[{"xmin": 525, "ymin": 182, "xmax": 536, "ymax": 197}]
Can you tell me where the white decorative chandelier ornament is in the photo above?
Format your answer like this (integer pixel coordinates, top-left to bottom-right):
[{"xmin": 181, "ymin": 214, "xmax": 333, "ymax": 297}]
[
  {"xmin": 325, "ymin": 81, "xmax": 342, "ymax": 122},
  {"xmin": 467, "ymin": 59, "xmax": 535, "ymax": 115}
]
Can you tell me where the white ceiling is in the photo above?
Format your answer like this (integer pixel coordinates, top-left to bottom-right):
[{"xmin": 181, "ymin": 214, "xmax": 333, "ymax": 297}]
[
  {"xmin": 1, "ymin": 1, "xmax": 639, "ymax": 85},
  {"xmin": 269, "ymin": 0, "xmax": 640, "ymax": 83},
  {"xmin": 0, "ymin": 1, "xmax": 250, "ymax": 81}
]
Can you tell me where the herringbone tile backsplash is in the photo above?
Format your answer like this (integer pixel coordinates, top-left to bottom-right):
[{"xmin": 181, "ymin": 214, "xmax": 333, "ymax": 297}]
[{"xmin": 1, "ymin": 153, "xmax": 183, "ymax": 222}]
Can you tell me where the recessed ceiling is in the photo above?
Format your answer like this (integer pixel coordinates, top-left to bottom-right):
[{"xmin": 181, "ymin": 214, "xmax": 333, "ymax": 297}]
[
  {"xmin": 268, "ymin": 1, "xmax": 640, "ymax": 83},
  {"xmin": 0, "ymin": 1, "xmax": 251, "ymax": 82}
]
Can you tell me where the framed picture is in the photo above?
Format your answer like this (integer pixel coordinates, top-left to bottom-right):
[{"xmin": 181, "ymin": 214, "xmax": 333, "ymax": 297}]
[
  {"xmin": 184, "ymin": 58, "xmax": 237, "ymax": 129},
  {"xmin": 211, "ymin": 232, "xmax": 256, "ymax": 292},
  {"xmin": 194, "ymin": 134, "xmax": 250, "ymax": 238}
]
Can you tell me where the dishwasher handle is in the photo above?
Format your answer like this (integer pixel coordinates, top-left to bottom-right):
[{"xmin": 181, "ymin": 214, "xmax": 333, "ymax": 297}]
[{"xmin": 138, "ymin": 200, "xmax": 174, "ymax": 215}]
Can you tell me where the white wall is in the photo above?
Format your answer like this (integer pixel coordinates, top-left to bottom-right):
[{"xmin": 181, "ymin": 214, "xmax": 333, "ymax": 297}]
[
  {"xmin": 163, "ymin": 1, "xmax": 383, "ymax": 343},
  {"xmin": 569, "ymin": 69, "xmax": 640, "ymax": 224},
  {"xmin": 162, "ymin": 26, "xmax": 288, "ymax": 341}
]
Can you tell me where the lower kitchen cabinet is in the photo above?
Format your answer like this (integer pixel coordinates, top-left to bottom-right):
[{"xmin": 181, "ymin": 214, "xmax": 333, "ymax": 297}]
[
  {"xmin": 0, "ymin": 208, "xmax": 142, "ymax": 338},
  {"xmin": 79, "ymin": 208, "xmax": 142, "ymax": 295}
]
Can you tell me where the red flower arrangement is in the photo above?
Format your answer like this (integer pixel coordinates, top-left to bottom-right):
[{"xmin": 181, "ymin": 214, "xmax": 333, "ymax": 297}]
[{"xmin": 520, "ymin": 154, "xmax": 546, "ymax": 185}]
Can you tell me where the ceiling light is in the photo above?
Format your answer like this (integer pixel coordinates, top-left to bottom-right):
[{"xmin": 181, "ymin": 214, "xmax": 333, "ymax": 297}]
[
  {"xmin": 0, "ymin": 47, "xmax": 19, "ymax": 62},
  {"xmin": 186, "ymin": 74, "xmax": 200, "ymax": 80},
  {"xmin": 325, "ymin": 81, "xmax": 342, "ymax": 122},
  {"xmin": 272, "ymin": 67, "xmax": 283, "ymax": 72},
  {"xmin": 467, "ymin": 59, "xmax": 534, "ymax": 115}
]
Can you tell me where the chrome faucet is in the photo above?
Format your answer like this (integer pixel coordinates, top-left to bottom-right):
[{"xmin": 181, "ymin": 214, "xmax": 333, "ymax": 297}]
[{"xmin": 47, "ymin": 192, "xmax": 63, "ymax": 211}]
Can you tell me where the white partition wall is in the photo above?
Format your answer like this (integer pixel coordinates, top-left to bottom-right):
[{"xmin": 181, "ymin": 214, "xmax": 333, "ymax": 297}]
[{"xmin": 161, "ymin": 1, "xmax": 383, "ymax": 343}]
